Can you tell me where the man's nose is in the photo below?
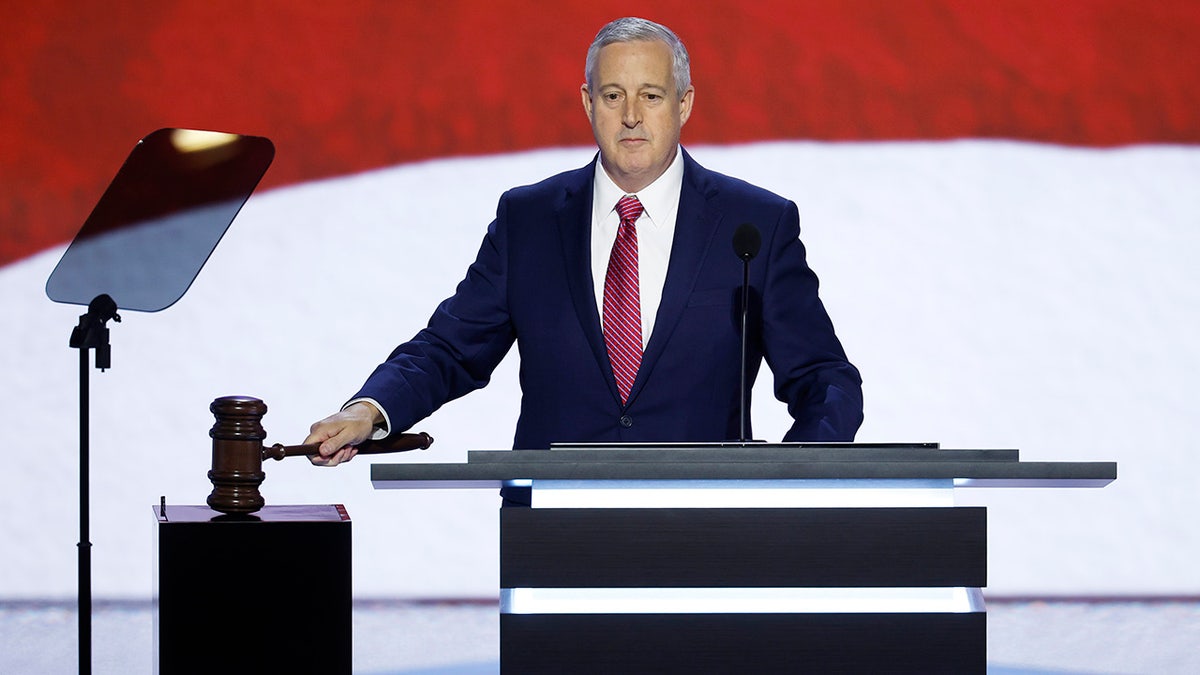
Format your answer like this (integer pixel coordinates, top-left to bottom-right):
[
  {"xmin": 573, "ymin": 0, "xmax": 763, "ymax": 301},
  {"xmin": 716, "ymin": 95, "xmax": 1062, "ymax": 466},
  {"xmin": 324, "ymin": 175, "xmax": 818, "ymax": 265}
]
[{"xmin": 622, "ymin": 101, "xmax": 641, "ymax": 127}]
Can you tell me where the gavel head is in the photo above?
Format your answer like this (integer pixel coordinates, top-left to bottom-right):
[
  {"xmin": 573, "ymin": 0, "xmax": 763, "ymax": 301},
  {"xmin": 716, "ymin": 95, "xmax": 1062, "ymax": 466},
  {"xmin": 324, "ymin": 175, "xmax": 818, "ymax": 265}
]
[{"xmin": 206, "ymin": 395, "xmax": 269, "ymax": 515}]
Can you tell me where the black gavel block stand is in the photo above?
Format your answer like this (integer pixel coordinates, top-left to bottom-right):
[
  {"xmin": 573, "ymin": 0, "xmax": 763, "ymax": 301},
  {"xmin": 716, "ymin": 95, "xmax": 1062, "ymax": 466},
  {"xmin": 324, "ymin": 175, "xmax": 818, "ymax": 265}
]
[{"xmin": 153, "ymin": 503, "xmax": 352, "ymax": 674}]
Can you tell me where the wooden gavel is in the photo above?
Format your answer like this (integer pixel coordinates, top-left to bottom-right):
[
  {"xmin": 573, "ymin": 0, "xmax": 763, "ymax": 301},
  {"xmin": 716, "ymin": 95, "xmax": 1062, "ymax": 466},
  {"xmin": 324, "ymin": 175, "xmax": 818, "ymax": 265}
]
[{"xmin": 206, "ymin": 395, "xmax": 433, "ymax": 515}]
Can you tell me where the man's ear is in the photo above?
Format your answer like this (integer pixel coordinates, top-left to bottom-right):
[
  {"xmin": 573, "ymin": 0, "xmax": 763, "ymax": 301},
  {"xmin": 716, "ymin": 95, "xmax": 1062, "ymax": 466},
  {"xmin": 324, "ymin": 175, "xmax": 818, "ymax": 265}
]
[
  {"xmin": 581, "ymin": 84, "xmax": 594, "ymax": 122},
  {"xmin": 679, "ymin": 86, "xmax": 695, "ymax": 127}
]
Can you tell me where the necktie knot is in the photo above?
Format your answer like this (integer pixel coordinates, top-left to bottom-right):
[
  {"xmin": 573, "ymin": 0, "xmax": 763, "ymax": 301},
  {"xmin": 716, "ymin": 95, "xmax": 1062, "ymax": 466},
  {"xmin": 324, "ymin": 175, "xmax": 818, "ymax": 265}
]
[{"xmin": 616, "ymin": 195, "xmax": 644, "ymax": 225}]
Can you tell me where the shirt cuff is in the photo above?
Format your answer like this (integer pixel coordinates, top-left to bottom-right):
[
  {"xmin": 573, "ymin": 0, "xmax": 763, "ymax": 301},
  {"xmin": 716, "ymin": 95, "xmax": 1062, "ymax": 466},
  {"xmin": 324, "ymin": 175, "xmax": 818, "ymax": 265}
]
[{"xmin": 342, "ymin": 397, "xmax": 391, "ymax": 440}]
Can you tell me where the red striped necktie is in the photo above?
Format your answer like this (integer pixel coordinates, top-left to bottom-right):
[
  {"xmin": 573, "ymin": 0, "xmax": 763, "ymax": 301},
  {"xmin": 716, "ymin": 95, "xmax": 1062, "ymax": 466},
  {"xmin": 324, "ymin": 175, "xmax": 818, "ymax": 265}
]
[{"xmin": 603, "ymin": 195, "xmax": 644, "ymax": 404}]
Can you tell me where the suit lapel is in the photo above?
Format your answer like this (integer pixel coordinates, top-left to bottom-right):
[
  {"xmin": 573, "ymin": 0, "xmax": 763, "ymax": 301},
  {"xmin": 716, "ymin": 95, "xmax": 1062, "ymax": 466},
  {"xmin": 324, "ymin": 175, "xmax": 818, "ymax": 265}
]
[
  {"xmin": 556, "ymin": 159, "xmax": 623, "ymax": 401},
  {"xmin": 626, "ymin": 150, "xmax": 721, "ymax": 404}
]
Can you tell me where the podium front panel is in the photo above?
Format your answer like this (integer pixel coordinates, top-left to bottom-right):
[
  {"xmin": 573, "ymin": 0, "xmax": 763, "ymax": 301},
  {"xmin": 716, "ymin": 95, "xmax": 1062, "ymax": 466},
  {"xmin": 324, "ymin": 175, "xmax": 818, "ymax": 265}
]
[
  {"xmin": 501, "ymin": 506, "xmax": 986, "ymax": 588},
  {"xmin": 501, "ymin": 501, "xmax": 986, "ymax": 672},
  {"xmin": 501, "ymin": 612, "xmax": 985, "ymax": 674}
]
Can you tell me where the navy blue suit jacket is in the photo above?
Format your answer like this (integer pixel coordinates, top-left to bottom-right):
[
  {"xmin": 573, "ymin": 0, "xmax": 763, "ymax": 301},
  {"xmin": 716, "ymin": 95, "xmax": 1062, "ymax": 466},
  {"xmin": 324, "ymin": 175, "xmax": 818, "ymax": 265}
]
[{"xmin": 355, "ymin": 149, "xmax": 863, "ymax": 448}]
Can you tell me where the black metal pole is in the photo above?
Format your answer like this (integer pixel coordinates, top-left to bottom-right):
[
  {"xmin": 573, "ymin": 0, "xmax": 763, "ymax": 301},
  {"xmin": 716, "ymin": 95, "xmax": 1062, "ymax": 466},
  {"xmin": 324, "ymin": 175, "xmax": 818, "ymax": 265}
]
[
  {"xmin": 69, "ymin": 294, "xmax": 117, "ymax": 675},
  {"xmin": 731, "ymin": 223, "xmax": 761, "ymax": 444},
  {"xmin": 78, "ymin": 347, "xmax": 92, "ymax": 675},
  {"xmin": 739, "ymin": 259, "xmax": 751, "ymax": 443}
]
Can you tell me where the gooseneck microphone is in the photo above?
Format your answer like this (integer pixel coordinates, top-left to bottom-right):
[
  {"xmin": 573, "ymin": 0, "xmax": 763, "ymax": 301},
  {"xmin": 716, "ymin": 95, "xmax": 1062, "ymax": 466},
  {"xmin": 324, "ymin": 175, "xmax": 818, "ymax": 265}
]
[{"xmin": 732, "ymin": 223, "xmax": 761, "ymax": 442}]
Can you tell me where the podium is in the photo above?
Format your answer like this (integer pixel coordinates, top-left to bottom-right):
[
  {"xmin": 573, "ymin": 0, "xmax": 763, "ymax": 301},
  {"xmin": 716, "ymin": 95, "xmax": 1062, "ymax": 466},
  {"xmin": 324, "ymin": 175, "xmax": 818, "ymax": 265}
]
[{"xmin": 372, "ymin": 443, "xmax": 1116, "ymax": 673}]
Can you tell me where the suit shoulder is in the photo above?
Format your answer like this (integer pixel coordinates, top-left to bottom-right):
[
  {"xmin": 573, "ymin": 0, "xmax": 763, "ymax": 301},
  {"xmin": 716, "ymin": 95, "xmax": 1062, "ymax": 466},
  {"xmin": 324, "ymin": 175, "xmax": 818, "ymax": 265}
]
[
  {"xmin": 501, "ymin": 161, "xmax": 593, "ymax": 205},
  {"xmin": 706, "ymin": 169, "xmax": 792, "ymax": 206},
  {"xmin": 686, "ymin": 157, "xmax": 792, "ymax": 210}
]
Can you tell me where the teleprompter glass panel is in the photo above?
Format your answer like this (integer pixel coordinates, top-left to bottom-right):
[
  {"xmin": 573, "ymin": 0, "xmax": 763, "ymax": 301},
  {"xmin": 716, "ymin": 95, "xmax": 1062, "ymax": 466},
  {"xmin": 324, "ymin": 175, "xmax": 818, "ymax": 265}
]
[{"xmin": 46, "ymin": 128, "xmax": 274, "ymax": 312}]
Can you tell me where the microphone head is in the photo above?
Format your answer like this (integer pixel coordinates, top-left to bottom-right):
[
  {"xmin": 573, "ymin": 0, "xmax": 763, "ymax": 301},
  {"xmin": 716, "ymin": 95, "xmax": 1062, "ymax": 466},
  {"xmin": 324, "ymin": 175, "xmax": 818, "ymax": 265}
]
[{"xmin": 732, "ymin": 223, "xmax": 762, "ymax": 261}]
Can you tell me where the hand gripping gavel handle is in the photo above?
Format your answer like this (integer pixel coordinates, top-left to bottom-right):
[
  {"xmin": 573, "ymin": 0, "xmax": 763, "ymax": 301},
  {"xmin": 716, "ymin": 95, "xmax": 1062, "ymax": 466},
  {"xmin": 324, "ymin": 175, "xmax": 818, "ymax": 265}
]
[{"xmin": 263, "ymin": 431, "xmax": 434, "ymax": 461}]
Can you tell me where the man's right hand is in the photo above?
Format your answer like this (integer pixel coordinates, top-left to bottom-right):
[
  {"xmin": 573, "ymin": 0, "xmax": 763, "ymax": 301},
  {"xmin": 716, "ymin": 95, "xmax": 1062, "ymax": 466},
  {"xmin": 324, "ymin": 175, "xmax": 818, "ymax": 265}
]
[{"xmin": 303, "ymin": 401, "xmax": 384, "ymax": 467}]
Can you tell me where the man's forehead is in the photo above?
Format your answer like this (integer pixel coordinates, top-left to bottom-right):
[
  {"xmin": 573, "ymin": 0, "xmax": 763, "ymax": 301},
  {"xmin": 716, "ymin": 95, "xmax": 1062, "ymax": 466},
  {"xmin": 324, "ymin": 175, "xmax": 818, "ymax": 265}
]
[
  {"xmin": 595, "ymin": 38, "xmax": 673, "ymax": 62},
  {"xmin": 593, "ymin": 40, "xmax": 675, "ymax": 85}
]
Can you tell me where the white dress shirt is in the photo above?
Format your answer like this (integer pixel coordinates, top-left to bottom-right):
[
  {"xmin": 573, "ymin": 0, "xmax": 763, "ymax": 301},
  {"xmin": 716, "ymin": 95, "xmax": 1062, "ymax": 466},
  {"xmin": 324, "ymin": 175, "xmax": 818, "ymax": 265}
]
[{"xmin": 590, "ymin": 148, "xmax": 684, "ymax": 349}]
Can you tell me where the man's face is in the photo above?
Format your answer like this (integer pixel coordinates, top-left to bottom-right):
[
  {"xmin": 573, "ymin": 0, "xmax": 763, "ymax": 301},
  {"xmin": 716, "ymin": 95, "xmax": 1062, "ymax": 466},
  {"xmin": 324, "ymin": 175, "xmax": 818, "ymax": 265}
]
[{"xmin": 582, "ymin": 40, "xmax": 694, "ymax": 194}]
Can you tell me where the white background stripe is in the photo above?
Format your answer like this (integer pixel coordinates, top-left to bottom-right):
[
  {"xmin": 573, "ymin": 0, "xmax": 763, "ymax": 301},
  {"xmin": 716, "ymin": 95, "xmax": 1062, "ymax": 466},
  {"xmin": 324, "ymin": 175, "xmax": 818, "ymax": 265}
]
[{"xmin": 1, "ymin": 141, "xmax": 1197, "ymax": 598}]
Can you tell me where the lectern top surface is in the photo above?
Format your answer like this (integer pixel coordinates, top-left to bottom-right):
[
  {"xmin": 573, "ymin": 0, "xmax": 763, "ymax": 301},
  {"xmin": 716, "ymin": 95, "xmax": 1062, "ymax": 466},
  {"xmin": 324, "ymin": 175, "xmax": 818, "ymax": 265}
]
[
  {"xmin": 370, "ymin": 443, "xmax": 1117, "ymax": 488},
  {"xmin": 491, "ymin": 444, "xmax": 1013, "ymax": 463}
]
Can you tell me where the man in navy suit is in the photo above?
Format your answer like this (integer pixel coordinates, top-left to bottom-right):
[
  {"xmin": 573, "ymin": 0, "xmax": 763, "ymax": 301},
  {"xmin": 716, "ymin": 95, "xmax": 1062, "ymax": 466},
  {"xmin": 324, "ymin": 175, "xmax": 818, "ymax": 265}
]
[{"xmin": 305, "ymin": 17, "xmax": 863, "ymax": 465}]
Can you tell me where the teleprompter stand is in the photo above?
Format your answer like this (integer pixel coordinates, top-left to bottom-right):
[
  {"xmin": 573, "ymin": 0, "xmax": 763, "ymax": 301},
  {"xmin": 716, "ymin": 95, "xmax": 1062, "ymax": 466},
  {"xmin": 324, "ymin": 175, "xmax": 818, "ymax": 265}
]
[
  {"xmin": 67, "ymin": 293, "xmax": 121, "ymax": 673},
  {"xmin": 46, "ymin": 128, "xmax": 273, "ymax": 674}
]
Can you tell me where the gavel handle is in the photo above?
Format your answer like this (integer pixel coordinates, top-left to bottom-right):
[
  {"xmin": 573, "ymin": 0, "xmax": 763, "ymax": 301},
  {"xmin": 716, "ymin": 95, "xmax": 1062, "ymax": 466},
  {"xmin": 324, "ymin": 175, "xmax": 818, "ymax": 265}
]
[{"xmin": 264, "ymin": 431, "xmax": 434, "ymax": 461}]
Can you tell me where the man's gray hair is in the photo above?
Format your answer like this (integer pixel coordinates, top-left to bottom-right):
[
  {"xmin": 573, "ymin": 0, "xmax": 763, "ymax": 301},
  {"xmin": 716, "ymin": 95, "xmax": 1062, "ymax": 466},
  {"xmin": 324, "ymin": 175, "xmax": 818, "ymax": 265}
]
[{"xmin": 585, "ymin": 17, "xmax": 692, "ymax": 96}]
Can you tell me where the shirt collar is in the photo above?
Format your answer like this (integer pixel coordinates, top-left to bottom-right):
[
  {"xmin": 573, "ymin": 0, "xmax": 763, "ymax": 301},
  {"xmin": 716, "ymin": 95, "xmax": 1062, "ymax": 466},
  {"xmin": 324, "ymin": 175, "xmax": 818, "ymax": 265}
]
[{"xmin": 592, "ymin": 146, "xmax": 685, "ymax": 227}]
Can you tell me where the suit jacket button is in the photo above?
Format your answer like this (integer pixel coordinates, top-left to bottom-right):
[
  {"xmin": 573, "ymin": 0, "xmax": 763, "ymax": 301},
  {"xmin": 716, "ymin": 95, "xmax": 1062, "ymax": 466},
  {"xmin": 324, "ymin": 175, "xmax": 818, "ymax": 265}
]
[{"xmin": 619, "ymin": 415, "xmax": 633, "ymax": 428}]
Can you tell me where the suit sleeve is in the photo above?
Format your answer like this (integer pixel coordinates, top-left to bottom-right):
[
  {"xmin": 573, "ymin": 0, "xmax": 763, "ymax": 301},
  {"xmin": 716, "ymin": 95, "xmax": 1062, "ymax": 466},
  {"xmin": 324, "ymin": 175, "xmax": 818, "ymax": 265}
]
[
  {"xmin": 760, "ymin": 200, "xmax": 864, "ymax": 441},
  {"xmin": 350, "ymin": 196, "xmax": 517, "ymax": 434}
]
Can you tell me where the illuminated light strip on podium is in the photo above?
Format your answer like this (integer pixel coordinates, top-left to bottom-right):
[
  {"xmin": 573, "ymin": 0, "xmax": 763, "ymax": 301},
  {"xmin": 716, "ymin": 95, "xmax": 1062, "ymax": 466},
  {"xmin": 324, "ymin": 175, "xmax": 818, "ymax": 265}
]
[
  {"xmin": 523, "ymin": 478, "xmax": 955, "ymax": 508},
  {"xmin": 501, "ymin": 587, "xmax": 985, "ymax": 615}
]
